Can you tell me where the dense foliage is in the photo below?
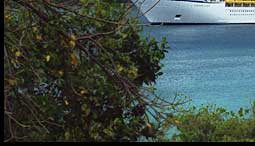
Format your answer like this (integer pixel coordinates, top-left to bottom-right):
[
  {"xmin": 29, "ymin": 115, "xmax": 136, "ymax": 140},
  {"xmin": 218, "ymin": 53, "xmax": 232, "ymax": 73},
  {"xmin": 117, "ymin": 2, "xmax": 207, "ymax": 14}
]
[
  {"xmin": 165, "ymin": 101, "xmax": 255, "ymax": 142},
  {"xmin": 4, "ymin": 0, "xmax": 177, "ymax": 142}
]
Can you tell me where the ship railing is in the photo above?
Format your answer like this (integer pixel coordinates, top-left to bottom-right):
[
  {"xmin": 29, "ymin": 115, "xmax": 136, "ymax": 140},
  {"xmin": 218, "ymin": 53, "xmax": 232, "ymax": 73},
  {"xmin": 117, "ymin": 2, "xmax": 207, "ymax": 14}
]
[{"xmin": 225, "ymin": 0, "xmax": 255, "ymax": 4}]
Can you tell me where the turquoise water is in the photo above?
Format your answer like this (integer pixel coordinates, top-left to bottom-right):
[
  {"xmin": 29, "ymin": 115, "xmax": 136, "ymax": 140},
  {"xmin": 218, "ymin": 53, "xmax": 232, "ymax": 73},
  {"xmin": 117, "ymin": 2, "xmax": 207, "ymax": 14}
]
[{"xmin": 143, "ymin": 24, "xmax": 255, "ymax": 112}]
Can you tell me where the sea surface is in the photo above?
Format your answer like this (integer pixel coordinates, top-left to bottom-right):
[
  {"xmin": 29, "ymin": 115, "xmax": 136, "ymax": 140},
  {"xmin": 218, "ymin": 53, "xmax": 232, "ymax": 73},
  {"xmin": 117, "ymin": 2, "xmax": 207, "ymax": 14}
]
[{"xmin": 142, "ymin": 24, "xmax": 255, "ymax": 112}]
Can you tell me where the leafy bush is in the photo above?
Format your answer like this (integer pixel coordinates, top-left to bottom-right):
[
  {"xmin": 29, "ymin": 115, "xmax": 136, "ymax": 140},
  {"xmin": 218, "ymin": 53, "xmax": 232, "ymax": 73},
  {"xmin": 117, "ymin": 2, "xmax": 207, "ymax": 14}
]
[
  {"xmin": 169, "ymin": 102, "xmax": 255, "ymax": 142},
  {"xmin": 4, "ymin": 0, "xmax": 173, "ymax": 142}
]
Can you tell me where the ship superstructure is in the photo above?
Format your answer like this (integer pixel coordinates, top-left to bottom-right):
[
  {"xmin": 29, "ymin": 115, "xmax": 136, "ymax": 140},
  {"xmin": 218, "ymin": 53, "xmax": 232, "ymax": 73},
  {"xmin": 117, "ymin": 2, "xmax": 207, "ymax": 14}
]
[{"xmin": 132, "ymin": 0, "xmax": 255, "ymax": 24}]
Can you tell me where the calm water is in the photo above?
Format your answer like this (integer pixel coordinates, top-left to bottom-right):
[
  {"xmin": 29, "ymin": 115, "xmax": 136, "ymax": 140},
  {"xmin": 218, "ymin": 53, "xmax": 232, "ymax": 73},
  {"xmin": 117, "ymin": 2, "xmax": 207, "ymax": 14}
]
[{"xmin": 143, "ymin": 24, "xmax": 255, "ymax": 112}]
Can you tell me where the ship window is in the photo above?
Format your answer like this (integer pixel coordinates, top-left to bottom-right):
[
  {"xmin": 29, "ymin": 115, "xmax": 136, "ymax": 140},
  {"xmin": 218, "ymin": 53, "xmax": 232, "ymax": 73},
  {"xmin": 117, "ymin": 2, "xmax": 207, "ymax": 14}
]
[
  {"xmin": 175, "ymin": 14, "xmax": 182, "ymax": 18},
  {"xmin": 243, "ymin": 4, "xmax": 249, "ymax": 7},
  {"xmin": 235, "ymin": 3, "xmax": 242, "ymax": 7},
  {"xmin": 226, "ymin": 3, "xmax": 233, "ymax": 7}
]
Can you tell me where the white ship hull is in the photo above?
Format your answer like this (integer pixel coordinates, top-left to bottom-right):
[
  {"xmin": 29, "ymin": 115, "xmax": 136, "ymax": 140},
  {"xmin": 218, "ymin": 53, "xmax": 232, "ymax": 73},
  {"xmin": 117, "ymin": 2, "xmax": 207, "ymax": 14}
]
[{"xmin": 132, "ymin": 0, "xmax": 255, "ymax": 24}]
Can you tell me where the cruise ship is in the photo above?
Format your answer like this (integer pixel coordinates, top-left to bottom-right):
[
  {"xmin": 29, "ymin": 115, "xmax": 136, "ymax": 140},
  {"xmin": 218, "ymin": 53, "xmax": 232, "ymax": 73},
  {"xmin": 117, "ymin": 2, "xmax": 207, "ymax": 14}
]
[{"xmin": 131, "ymin": 0, "xmax": 255, "ymax": 24}]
